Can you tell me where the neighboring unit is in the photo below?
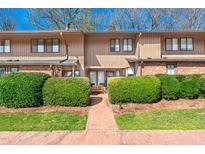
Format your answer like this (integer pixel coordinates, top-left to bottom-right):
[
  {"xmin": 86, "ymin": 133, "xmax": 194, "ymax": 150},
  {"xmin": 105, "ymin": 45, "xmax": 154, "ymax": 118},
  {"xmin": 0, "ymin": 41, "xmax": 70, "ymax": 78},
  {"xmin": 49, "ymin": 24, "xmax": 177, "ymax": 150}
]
[{"xmin": 0, "ymin": 30, "xmax": 205, "ymax": 86}]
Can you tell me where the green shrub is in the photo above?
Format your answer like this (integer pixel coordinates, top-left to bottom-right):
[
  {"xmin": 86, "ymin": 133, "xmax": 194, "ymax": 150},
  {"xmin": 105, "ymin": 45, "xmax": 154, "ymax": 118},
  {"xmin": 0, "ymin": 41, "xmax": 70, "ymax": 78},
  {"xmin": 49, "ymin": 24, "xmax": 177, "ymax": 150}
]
[
  {"xmin": 107, "ymin": 76, "xmax": 161, "ymax": 104},
  {"xmin": 43, "ymin": 77, "xmax": 90, "ymax": 106},
  {"xmin": 179, "ymin": 76, "xmax": 202, "ymax": 99},
  {"xmin": 0, "ymin": 72, "xmax": 50, "ymax": 108},
  {"xmin": 174, "ymin": 74, "xmax": 202, "ymax": 82},
  {"xmin": 157, "ymin": 75, "xmax": 180, "ymax": 100}
]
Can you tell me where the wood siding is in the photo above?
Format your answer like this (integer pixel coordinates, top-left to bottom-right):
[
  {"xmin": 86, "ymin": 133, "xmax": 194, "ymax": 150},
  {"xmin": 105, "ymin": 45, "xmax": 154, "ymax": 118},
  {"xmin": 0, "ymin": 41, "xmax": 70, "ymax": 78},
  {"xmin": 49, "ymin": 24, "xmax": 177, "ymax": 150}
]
[
  {"xmin": 161, "ymin": 33, "xmax": 205, "ymax": 55},
  {"xmin": 139, "ymin": 33, "xmax": 161, "ymax": 59},
  {"xmin": 85, "ymin": 33, "xmax": 137, "ymax": 68}
]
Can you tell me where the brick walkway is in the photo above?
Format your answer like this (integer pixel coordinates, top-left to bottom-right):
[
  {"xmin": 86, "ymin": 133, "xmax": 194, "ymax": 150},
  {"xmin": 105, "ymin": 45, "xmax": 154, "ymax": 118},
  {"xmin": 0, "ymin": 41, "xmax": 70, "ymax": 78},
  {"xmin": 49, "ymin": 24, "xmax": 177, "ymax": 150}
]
[{"xmin": 1, "ymin": 94, "xmax": 205, "ymax": 144}]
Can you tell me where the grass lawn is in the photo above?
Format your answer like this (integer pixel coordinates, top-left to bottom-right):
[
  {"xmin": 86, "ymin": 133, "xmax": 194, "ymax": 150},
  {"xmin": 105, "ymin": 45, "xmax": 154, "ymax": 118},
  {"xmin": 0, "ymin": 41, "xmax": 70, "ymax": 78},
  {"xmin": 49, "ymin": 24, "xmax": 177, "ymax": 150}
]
[
  {"xmin": 0, "ymin": 112, "xmax": 87, "ymax": 131},
  {"xmin": 115, "ymin": 108, "xmax": 205, "ymax": 130}
]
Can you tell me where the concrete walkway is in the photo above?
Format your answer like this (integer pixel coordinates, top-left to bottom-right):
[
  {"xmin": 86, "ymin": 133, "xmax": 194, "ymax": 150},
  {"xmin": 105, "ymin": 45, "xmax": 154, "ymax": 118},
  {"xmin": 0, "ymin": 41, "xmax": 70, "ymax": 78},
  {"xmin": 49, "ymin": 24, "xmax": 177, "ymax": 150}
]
[{"xmin": 1, "ymin": 94, "xmax": 205, "ymax": 144}]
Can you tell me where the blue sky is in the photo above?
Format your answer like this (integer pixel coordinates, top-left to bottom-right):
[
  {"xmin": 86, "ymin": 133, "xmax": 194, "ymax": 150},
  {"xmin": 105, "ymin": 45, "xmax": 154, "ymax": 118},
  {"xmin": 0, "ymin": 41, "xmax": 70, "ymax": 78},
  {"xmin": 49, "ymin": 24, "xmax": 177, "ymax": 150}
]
[{"xmin": 11, "ymin": 8, "xmax": 108, "ymax": 30}]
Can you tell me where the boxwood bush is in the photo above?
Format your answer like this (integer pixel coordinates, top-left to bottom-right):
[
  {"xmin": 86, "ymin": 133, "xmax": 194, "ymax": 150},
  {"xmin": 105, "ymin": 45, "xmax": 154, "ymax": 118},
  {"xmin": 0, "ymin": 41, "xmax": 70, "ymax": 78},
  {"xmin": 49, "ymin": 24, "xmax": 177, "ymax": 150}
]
[
  {"xmin": 157, "ymin": 75, "xmax": 180, "ymax": 100},
  {"xmin": 43, "ymin": 77, "xmax": 90, "ymax": 106},
  {"xmin": 107, "ymin": 76, "xmax": 161, "ymax": 104},
  {"xmin": 179, "ymin": 75, "xmax": 202, "ymax": 99},
  {"xmin": 0, "ymin": 72, "xmax": 50, "ymax": 108}
]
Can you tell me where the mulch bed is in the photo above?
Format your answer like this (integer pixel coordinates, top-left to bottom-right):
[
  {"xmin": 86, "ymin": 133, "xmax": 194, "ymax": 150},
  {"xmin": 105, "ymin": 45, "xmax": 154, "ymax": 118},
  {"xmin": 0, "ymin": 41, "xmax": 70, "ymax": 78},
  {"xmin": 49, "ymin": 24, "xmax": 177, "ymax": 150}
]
[
  {"xmin": 0, "ymin": 106, "xmax": 88, "ymax": 115},
  {"xmin": 110, "ymin": 99, "xmax": 205, "ymax": 114}
]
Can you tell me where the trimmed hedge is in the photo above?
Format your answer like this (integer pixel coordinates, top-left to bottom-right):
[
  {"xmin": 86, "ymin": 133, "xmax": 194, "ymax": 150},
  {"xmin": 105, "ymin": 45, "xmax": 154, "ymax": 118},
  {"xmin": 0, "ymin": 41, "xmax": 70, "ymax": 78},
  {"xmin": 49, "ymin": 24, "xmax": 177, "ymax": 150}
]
[
  {"xmin": 43, "ymin": 77, "xmax": 90, "ymax": 106},
  {"xmin": 0, "ymin": 72, "xmax": 50, "ymax": 108},
  {"xmin": 179, "ymin": 75, "xmax": 202, "ymax": 99},
  {"xmin": 107, "ymin": 76, "xmax": 161, "ymax": 104},
  {"xmin": 157, "ymin": 75, "xmax": 180, "ymax": 100}
]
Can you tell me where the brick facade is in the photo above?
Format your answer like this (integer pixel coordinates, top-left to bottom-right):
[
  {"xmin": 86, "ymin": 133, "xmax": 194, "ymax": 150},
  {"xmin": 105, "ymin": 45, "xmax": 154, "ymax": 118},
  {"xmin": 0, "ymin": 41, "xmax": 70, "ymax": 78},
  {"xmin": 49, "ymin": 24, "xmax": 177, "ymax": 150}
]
[{"xmin": 140, "ymin": 62, "xmax": 205, "ymax": 76}]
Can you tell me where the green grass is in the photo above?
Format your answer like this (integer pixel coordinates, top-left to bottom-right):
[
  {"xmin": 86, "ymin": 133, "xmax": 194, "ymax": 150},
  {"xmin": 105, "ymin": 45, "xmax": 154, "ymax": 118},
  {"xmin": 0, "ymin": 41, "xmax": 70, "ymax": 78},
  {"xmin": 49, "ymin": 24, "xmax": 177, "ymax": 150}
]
[
  {"xmin": 115, "ymin": 108, "xmax": 205, "ymax": 130},
  {"xmin": 0, "ymin": 112, "xmax": 87, "ymax": 131}
]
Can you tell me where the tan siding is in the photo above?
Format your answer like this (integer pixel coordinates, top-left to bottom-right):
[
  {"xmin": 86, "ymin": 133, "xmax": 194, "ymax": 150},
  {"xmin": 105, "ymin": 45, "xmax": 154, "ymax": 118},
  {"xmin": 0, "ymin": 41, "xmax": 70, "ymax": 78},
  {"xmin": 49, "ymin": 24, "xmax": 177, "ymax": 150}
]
[
  {"xmin": 85, "ymin": 34, "xmax": 137, "ymax": 68},
  {"xmin": 139, "ymin": 33, "xmax": 161, "ymax": 59},
  {"xmin": 161, "ymin": 33, "xmax": 205, "ymax": 55}
]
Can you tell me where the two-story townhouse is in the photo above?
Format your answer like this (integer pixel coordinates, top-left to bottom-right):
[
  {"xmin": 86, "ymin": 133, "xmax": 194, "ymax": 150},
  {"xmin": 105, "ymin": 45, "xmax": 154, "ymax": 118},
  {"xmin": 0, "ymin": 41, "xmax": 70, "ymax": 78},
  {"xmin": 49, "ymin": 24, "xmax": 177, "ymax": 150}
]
[{"xmin": 1, "ymin": 30, "xmax": 205, "ymax": 86}]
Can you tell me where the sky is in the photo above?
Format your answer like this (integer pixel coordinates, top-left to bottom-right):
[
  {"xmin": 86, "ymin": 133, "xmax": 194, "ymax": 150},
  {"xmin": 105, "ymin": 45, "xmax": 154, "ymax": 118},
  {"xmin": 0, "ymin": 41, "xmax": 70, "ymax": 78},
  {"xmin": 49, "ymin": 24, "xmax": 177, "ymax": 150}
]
[{"xmin": 10, "ymin": 8, "xmax": 108, "ymax": 30}]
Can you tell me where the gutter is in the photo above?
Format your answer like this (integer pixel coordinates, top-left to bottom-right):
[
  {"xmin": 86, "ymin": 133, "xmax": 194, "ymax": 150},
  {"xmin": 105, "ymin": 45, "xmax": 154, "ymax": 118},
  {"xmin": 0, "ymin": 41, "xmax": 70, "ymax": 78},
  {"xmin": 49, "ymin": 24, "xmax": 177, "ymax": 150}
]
[{"xmin": 59, "ymin": 32, "xmax": 69, "ymax": 63}]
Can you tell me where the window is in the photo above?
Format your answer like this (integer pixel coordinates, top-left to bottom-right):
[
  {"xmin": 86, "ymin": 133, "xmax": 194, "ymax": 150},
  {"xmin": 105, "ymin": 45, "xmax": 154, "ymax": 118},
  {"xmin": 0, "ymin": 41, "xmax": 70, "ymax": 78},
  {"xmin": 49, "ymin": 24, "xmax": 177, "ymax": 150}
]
[
  {"xmin": 98, "ymin": 71, "xmax": 105, "ymax": 85},
  {"xmin": 32, "ymin": 39, "xmax": 59, "ymax": 53},
  {"xmin": 0, "ymin": 40, "xmax": 11, "ymax": 53},
  {"xmin": 0, "ymin": 67, "xmax": 5, "ymax": 76},
  {"xmin": 110, "ymin": 39, "xmax": 120, "ymax": 52},
  {"xmin": 180, "ymin": 38, "xmax": 193, "ymax": 51},
  {"xmin": 123, "ymin": 38, "xmax": 133, "ymax": 52},
  {"xmin": 90, "ymin": 71, "xmax": 97, "ymax": 85},
  {"xmin": 167, "ymin": 64, "xmax": 175, "ymax": 75},
  {"xmin": 126, "ymin": 67, "xmax": 135, "ymax": 76},
  {"xmin": 32, "ymin": 39, "xmax": 44, "ymax": 53},
  {"xmin": 46, "ymin": 39, "xmax": 59, "ymax": 53},
  {"xmin": 74, "ymin": 70, "xmax": 80, "ymax": 77},
  {"xmin": 63, "ymin": 70, "xmax": 80, "ymax": 77},
  {"xmin": 10, "ymin": 67, "xmax": 18, "ymax": 73},
  {"xmin": 165, "ymin": 38, "xmax": 178, "ymax": 51}
]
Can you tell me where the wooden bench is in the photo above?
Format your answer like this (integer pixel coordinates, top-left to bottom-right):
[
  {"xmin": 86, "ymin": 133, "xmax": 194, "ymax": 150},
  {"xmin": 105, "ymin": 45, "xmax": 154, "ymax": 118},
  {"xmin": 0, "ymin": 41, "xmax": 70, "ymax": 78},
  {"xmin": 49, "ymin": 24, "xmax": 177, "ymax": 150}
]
[{"xmin": 91, "ymin": 85, "xmax": 105, "ymax": 94}]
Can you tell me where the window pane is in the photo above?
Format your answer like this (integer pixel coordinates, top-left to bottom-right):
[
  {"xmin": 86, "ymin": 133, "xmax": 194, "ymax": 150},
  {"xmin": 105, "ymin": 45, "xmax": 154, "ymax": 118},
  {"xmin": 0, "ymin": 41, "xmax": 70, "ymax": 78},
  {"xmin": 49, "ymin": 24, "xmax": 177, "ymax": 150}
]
[
  {"xmin": 90, "ymin": 71, "xmax": 97, "ymax": 85},
  {"xmin": 32, "ymin": 40, "xmax": 38, "ymax": 52},
  {"xmin": 63, "ymin": 71, "xmax": 72, "ymax": 77},
  {"xmin": 166, "ymin": 39, "xmax": 172, "ymax": 50},
  {"xmin": 53, "ymin": 39, "xmax": 59, "ymax": 52},
  {"xmin": 74, "ymin": 70, "xmax": 80, "ymax": 77},
  {"xmin": 46, "ymin": 39, "xmax": 52, "ymax": 52},
  {"xmin": 0, "ymin": 40, "xmax": 4, "ymax": 52},
  {"xmin": 10, "ymin": 67, "xmax": 18, "ymax": 73},
  {"xmin": 172, "ymin": 38, "xmax": 178, "ymax": 51},
  {"xmin": 4, "ymin": 40, "xmax": 10, "ymax": 52},
  {"xmin": 98, "ymin": 71, "xmax": 105, "ymax": 85},
  {"xmin": 126, "ymin": 67, "xmax": 135, "ymax": 76},
  {"xmin": 115, "ymin": 39, "xmax": 120, "ymax": 51},
  {"xmin": 123, "ymin": 39, "xmax": 128, "ymax": 51},
  {"xmin": 180, "ymin": 38, "xmax": 187, "ymax": 50},
  {"xmin": 128, "ymin": 39, "xmax": 133, "ymax": 51},
  {"xmin": 0, "ymin": 67, "xmax": 5, "ymax": 76},
  {"xmin": 187, "ymin": 38, "xmax": 193, "ymax": 51},
  {"xmin": 110, "ymin": 39, "xmax": 115, "ymax": 52},
  {"xmin": 38, "ymin": 39, "xmax": 44, "ymax": 52},
  {"xmin": 167, "ymin": 64, "xmax": 175, "ymax": 75}
]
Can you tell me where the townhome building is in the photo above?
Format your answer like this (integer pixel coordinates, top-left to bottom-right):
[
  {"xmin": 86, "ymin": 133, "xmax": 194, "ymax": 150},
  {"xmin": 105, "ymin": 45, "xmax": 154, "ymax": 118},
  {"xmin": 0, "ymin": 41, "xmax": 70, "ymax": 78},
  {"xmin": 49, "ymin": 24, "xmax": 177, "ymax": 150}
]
[{"xmin": 0, "ymin": 30, "xmax": 205, "ymax": 86}]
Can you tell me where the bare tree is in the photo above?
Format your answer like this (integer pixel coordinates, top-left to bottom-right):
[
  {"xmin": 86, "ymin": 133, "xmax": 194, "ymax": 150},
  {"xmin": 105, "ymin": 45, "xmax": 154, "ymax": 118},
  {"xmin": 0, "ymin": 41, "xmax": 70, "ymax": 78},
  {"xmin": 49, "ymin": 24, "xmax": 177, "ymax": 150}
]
[
  {"xmin": 0, "ymin": 9, "xmax": 16, "ymax": 31},
  {"xmin": 26, "ymin": 8, "xmax": 94, "ymax": 30}
]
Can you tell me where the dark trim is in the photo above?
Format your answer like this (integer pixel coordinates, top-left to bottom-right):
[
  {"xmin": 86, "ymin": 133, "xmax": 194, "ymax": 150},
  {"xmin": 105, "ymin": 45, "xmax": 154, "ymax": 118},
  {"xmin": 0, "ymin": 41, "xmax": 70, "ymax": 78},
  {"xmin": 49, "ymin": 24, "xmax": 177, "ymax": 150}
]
[
  {"xmin": 31, "ymin": 38, "xmax": 60, "ymax": 53},
  {"xmin": 110, "ymin": 38, "xmax": 120, "ymax": 52},
  {"xmin": 0, "ymin": 39, "xmax": 11, "ymax": 53},
  {"xmin": 122, "ymin": 38, "xmax": 133, "ymax": 52}
]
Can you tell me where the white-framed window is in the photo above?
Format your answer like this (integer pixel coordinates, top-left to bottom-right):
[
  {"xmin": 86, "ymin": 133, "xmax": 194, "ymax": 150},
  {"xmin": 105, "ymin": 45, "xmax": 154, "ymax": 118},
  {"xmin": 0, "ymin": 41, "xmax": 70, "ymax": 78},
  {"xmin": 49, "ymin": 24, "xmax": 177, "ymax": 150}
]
[
  {"xmin": 0, "ymin": 40, "xmax": 11, "ymax": 53},
  {"xmin": 74, "ymin": 70, "xmax": 80, "ymax": 77},
  {"xmin": 126, "ymin": 66, "xmax": 135, "ymax": 76},
  {"xmin": 167, "ymin": 64, "xmax": 175, "ymax": 75},
  {"xmin": 180, "ymin": 38, "xmax": 193, "ymax": 51},
  {"xmin": 110, "ymin": 39, "xmax": 120, "ymax": 52},
  {"xmin": 123, "ymin": 38, "xmax": 133, "ymax": 52},
  {"xmin": 165, "ymin": 38, "xmax": 178, "ymax": 51}
]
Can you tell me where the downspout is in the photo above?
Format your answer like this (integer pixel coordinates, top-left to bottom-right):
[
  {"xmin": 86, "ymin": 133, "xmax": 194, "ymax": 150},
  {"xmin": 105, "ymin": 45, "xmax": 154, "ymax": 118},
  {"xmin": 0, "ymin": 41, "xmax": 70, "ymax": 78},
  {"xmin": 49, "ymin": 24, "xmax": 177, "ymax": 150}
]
[
  {"xmin": 137, "ymin": 32, "xmax": 143, "ymax": 76},
  {"xmin": 60, "ymin": 32, "xmax": 69, "ymax": 61}
]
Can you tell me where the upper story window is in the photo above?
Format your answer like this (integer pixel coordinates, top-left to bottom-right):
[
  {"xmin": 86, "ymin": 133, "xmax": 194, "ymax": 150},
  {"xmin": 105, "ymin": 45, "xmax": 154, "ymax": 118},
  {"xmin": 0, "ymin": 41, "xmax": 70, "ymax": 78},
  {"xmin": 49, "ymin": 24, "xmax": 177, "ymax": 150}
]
[
  {"xmin": 123, "ymin": 38, "xmax": 133, "ymax": 52},
  {"xmin": 0, "ymin": 40, "xmax": 11, "ymax": 53},
  {"xmin": 110, "ymin": 39, "xmax": 120, "ymax": 52},
  {"xmin": 32, "ymin": 39, "xmax": 60, "ymax": 53},
  {"xmin": 46, "ymin": 39, "xmax": 59, "ymax": 53},
  {"xmin": 180, "ymin": 38, "xmax": 193, "ymax": 51},
  {"xmin": 166, "ymin": 38, "xmax": 178, "ymax": 51},
  {"xmin": 165, "ymin": 38, "xmax": 193, "ymax": 51}
]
